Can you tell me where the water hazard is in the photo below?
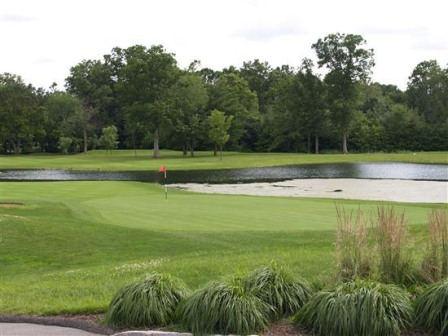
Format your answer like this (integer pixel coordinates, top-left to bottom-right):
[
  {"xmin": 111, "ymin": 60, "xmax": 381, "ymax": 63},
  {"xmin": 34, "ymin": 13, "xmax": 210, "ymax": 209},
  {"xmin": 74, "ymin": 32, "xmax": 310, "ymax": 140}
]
[{"xmin": 1, "ymin": 162, "xmax": 447, "ymax": 183}]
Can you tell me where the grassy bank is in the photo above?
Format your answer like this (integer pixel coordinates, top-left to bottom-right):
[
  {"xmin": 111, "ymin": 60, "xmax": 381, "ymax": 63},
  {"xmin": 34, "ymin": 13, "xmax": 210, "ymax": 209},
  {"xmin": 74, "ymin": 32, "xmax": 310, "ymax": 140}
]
[
  {"xmin": 1, "ymin": 150, "xmax": 447, "ymax": 171},
  {"xmin": 0, "ymin": 181, "xmax": 442, "ymax": 314}
]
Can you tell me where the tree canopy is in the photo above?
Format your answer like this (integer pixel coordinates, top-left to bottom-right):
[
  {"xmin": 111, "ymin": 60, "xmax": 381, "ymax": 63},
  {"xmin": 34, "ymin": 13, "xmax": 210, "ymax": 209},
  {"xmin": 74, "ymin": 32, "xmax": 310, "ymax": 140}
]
[{"xmin": 1, "ymin": 35, "xmax": 446, "ymax": 155}]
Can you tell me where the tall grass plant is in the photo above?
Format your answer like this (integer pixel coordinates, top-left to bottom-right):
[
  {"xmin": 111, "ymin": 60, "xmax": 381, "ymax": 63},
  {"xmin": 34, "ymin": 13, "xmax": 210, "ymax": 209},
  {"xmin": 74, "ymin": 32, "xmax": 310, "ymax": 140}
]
[
  {"xmin": 421, "ymin": 209, "xmax": 448, "ymax": 282},
  {"xmin": 176, "ymin": 277, "xmax": 272, "ymax": 335},
  {"xmin": 335, "ymin": 205, "xmax": 372, "ymax": 280},
  {"xmin": 104, "ymin": 273, "xmax": 189, "ymax": 328},
  {"xmin": 373, "ymin": 206, "xmax": 414, "ymax": 284},
  {"xmin": 243, "ymin": 263, "xmax": 312, "ymax": 319},
  {"xmin": 293, "ymin": 280, "xmax": 413, "ymax": 336},
  {"xmin": 414, "ymin": 279, "xmax": 448, "ymax": 335}
]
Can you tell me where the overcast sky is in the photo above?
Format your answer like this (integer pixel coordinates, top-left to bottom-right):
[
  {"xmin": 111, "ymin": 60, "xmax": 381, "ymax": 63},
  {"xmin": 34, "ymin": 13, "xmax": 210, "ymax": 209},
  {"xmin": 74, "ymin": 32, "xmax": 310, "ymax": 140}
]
[{"xmin": 1, "ymin": 0, "xmax": 447, "ymax": 91}]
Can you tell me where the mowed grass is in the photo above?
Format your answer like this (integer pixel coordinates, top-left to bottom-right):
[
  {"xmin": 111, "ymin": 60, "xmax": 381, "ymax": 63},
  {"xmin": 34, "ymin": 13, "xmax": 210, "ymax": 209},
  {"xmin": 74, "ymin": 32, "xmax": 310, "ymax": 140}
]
[
  {"xmin": 0, "ymin": 181, "xmax": 442, "ymax": 315},
  {"xmin": 1, "ymin": 150, "xmax": 447, "ymax": 171}
]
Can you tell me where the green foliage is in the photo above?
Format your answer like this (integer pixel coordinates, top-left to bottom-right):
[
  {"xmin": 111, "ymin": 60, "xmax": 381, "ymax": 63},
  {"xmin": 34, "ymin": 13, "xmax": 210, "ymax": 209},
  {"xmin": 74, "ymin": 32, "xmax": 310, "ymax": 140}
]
[
  {"xmin": 207, "ymin": 110, "xmax": 233, "ymax": 159},
  {"xmin": 58, "ymin": 136, "xmax": 73, "ymax": 154},
  {"xmin": 111, "ymin": 44, "xmax": 178, "ymax": 158},
  {"xmin": 414, "ymin": 279, "xmax": 448, "ymax": 335},
  {"xmin": 407, "ymin": 60, "xmax": 448, "ymax": 125},
  {"xmin": 99, "ymin": 125, "xmax": 119, "ymax": 153},
  {"xmin": 0, "ymin": 73, "xmax": 44, "ymax": 153},
  {"xmin": 312, "ymin": 33, "xmax": 375, "ymax": 153},
  {"xmin": 104, "ymin": 272, "xmax": 189, "ymax": 328},
  {"xmin": 243, "ymin": 264, "xmax": 313, "ymax": 319},
  {"xmin": 177, "ymin": 277, "xmax": 272, "ymax": 335},
  {"xmin": 209, "ymin": 73, "xmax": 259, "ymax": 146},
  {"xmin": 293, "ymin": 280, "xmax": 413, "ymax": 336}
]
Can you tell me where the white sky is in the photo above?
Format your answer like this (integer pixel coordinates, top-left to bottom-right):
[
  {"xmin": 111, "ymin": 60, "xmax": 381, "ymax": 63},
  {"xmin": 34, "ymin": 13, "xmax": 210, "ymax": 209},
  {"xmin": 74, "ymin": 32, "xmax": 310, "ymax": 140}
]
[{"xmin": 1, "ymin": 0, "xmax": 447, "ymax": 91}]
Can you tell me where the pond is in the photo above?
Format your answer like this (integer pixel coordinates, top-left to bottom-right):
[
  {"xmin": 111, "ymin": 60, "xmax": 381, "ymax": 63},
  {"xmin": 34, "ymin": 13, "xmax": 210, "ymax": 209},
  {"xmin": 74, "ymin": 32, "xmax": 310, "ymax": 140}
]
[{"xmin": 0, "ymin": 162, "xmax": 447, "ymax": 183}]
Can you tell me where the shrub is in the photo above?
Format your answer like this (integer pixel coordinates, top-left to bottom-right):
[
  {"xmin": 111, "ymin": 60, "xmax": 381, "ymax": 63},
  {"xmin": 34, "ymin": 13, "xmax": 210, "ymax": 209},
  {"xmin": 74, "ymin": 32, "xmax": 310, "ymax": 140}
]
[
  {"xmin": 177, "ymin": 277, "xmax": 272, "ymax": 335},
  {"xmin": 104, "ymin": 272, "xmax": 189, "ymax": 328},
  {"xmin": 415, "ymin": 279, "xmax": 448, "ymax": 335},
  {"xmin": 421, "ymin": 209, "xmax": 448, "ymax": 282},
  {"xmin": 335, "ymin": 205, "xmax": 372, "ymax": 280},
  {"xmin": 244, "ymin": 264, "xmax": 312, "ymax": 319},
  {"xmin": 293, "ymin": 280, "xmax": 413, "ymax": 336}
]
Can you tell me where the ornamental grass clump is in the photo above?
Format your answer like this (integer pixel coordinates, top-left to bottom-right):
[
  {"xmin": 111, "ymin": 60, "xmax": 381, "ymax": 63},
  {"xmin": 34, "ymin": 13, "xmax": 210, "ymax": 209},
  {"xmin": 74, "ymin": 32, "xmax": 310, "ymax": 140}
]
[
  {"xmin": 420, "ymin": 209, "xmax": 448, "ymax": 282},
  {"xmin": 373, "ymin": 206, "xmax": 414, "ymax": 284},
  {"xmin": 293, "ymin": 280, "xmax": 413, "ymax": 336},
  {"xmin": 335, "ymin": 205, "xmax": 372, "ymax": 281},
  {"xmin": 177, "ymin": 277, "xmax": 272, "ymax": 335},
  {"xmin": 104, "ymin": 272, "xmax": 189, "ymax": 328},
  {"xmin": 414, "ymin": 279, "xmax": 448, "ymax": 335},
  {"xmin": 244, "ymin": 264, "xmax": 312, "ymax": 319}
]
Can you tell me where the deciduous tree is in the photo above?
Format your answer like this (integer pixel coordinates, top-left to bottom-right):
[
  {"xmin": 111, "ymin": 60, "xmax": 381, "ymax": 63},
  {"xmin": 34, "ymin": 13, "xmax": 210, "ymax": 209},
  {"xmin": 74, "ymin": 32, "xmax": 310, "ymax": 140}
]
[
  {"xmin": 111, "ymin": 45, "xmax": 178, "ymax": 158},
  {"xmin": 312, "ymin": 33, "xmax": 374, "ymax": 153},
  {"xmin": 208, "ymin": 110, "xmax": 233, "ymax": 160}
]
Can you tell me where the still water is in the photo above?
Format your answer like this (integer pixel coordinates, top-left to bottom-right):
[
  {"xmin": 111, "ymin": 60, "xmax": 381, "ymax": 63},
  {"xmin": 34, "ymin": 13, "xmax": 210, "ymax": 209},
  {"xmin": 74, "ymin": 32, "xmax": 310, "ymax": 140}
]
[{"xmin": 0, "ymin": 163, "xmax": 447, "ymax": 183}]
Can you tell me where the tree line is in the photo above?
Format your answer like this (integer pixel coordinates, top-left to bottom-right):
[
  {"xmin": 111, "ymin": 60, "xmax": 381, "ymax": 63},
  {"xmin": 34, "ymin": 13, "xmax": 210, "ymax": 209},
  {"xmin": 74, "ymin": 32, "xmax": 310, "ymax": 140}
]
[{"xmin": 1, "ymin": 33, "xmax": 447, "ymax": 156}]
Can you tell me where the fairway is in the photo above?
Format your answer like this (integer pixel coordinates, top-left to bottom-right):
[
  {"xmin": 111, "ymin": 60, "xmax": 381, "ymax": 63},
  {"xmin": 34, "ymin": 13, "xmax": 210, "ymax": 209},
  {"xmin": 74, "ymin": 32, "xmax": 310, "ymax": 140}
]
[
  {"xmin": 0, "ymin": 181, "xmax": 441, "ymax": 314},
  {"xmin": 1, "ymin": 150, "xmax": 447, "ymax": 171}
]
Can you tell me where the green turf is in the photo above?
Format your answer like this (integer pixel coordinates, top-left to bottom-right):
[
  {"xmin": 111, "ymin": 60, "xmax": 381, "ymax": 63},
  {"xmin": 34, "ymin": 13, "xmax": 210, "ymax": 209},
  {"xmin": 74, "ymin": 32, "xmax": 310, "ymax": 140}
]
[
  {"xmin": 0, "ymin": 181, "xmax": 443, "ymax": 314},
  {"xmin": 1, "ymin": 150, "xmax": 447, "ymax": 171}
]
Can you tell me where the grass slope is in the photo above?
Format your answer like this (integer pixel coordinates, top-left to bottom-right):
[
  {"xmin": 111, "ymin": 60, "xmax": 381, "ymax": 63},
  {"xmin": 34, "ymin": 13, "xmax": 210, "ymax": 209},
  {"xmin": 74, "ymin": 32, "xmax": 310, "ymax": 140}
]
[
  {"xmin": 1, "ymin": 150, "xmax": 447, "ymax": 171},
  {"xmin": 0, "ymin": 181, "xmax": 441, "ymax": 314}
]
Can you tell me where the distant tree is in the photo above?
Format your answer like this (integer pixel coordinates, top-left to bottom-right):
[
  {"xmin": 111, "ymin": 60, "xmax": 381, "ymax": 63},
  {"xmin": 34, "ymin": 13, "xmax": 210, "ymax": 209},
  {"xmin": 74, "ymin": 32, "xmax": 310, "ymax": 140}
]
[
  {"xmin": 99, "ymin": 125, "xmax": 119, "ymax": 154},
  {"xmin": 264, "ymin": 66, "xmax": 300, "ymax": 152},
  {"xmin": 58, "ymin": 136, "xmax": 73, "ymax": 154},
  {"xmin": 296, "ymin": 58, "xmax": 328, "ymax": 153},
  {"xmin": 239, "ymin": 59, "xmax": 271, "ymax": 114},
  {"xmin": 111, "ymin": 45, "xmax": 178, "ymax": 159},
  {"xmin": 0, "ymin": 73, "xmax": 43, "ymax": 153},
  {"xmin": 166, "ymin": 71, "xmax": 208, "ymax": 157},
  {"xmin": 312, "ymin": 33, "xmax": 375, "ymax": 153},
  {"xmin": 209, "ymin": 73, "xmax": 259, "ymax": 148},
  {"xmin": 208, "ymin": 110, "xmax": 233, "ymax": 160},
  {"xmin": 66, "ymin": 59, "xmax": 113, "ymax": 153},
  {"xmin": 407, "ymin": 60, "xmax": 448, "ymax": 124},
  {"xmin": 43, "ymin": 92, "xmax": 84, "ymax": 151}
]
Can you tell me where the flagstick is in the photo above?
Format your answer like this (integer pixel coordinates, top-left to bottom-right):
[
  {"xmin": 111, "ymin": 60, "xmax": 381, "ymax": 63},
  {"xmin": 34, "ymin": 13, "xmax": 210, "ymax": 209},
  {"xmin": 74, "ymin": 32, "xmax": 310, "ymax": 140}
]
[{"xmin": 164, "ymin": 170, "xmax": 167, "ymax": 202}]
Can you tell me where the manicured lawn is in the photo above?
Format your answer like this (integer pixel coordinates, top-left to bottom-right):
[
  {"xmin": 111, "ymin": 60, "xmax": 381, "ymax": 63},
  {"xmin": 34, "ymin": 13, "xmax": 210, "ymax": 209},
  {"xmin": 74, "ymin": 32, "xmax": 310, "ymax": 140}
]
[
  {"xmin": 0, "ymin": 181, "xmax": 441, "ymax": 314},
  {"xmin": 1, "ymin": 150, "xmax": 447, "ymax": 171}
]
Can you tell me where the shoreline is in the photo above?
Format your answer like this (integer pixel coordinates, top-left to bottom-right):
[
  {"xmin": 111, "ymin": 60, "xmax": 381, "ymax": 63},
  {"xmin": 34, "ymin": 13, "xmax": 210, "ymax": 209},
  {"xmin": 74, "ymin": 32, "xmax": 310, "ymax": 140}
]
[{"xmin": 168, "ymin": 178, "xmax": 448, "ymax": 203}]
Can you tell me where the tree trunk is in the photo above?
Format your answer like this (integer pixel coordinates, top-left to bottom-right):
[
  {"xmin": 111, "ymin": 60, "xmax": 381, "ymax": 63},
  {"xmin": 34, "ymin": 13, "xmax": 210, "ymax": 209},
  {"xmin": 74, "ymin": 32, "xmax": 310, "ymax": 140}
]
[
  {"xmin": 307, "ymin": 135, "xmax": 311, "ymax": 153},
  {"xmin": 83, "ymin": 129, "xmax": 88, "ymax": 154},
  {"xmin": 153, "ymin": 128, "xmax": 160, "ymax": 159},
  {"xmin": 132, "ymin": 132, "xmax": 137, "ymax": 158},
  {"xmin": 315, "ymin": 135, "xmax": 319, "ymax": 154},
  {"xmin": 189, "ymin": 141, "xmax": 195, "ymax": 157},
  {"xmin": 342, "ymin": 132, "xmax": 348, "ymax": 154},
  {"xmin": 219, "ymin": 145, "xmax": 223, "ymax": 160},
  {"xmin": 182, "ymin": 143, "xmax": 188, "ymax": 156},
  {"xmin": 213, "ymin": 144, "xmax": 217, "ymax": 156}
]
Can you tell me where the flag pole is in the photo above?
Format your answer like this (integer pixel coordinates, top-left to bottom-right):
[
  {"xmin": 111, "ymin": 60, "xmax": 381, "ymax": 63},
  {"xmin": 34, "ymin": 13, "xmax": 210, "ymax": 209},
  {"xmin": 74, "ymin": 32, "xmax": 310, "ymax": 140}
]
[
  {"xmin": 158, "ymin": 165, "xmax": 168, "ymax": 202},
  {"xmin": 164, "ymin": 170, "xmax": 167, "ymax": 202}
]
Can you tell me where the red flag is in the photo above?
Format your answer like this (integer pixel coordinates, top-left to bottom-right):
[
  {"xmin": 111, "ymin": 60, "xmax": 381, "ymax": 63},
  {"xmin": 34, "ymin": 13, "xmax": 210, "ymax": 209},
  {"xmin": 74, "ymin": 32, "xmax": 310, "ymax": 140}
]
[{"xmin": 158, "ymin": 165, "xmax": 167, "ymax": 173}]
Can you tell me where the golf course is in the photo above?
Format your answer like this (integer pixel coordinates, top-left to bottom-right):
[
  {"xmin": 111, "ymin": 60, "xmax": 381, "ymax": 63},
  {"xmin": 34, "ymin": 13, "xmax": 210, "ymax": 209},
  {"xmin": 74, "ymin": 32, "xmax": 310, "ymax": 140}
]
[{"xmin": 1, "ymin": 151, "xmax": 447, "ymax": 315}]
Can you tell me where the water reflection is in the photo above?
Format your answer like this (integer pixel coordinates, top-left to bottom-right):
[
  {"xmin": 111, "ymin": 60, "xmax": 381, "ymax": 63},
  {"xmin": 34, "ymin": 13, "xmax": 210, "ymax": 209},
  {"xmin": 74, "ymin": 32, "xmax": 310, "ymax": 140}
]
[{"xmin": 1, "ymin": 162, "xmax": 446, "ymax": 183}]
